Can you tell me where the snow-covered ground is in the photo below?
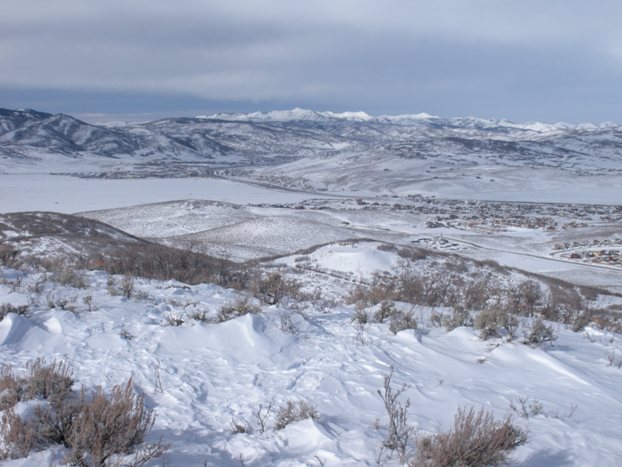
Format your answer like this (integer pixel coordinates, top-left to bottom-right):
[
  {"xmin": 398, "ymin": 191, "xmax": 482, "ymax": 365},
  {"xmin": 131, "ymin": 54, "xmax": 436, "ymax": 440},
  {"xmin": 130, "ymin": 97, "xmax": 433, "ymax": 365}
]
[
  {"xmin": 1, "ymin": 265, "xmax": 621, "ymax": 466},
  {"xmin": 0, "ymin": 174, "xmax": 326, "ymax": 214},
  {"xmin": 77, "ymin": 197, "xmax": 622, "ymax": 292},
  {"xmin": 2, "ymin": 108, "xmax": 622, "ymax": 465}
]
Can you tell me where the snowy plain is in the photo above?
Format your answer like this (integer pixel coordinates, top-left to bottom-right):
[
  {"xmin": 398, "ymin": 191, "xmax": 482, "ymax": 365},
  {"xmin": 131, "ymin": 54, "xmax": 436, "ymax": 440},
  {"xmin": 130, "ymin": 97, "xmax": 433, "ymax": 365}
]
[{"xmin": 0, "ymin": 174, "xmax": 324, "ymax": 214}]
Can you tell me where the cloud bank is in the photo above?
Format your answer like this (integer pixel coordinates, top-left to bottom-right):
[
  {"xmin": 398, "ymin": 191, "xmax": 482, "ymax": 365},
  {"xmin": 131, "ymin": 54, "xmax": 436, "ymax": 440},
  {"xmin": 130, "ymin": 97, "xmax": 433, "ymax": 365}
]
[{"xmin": 1, "ymin": 0, "xmax": 620, "ymax": 122}]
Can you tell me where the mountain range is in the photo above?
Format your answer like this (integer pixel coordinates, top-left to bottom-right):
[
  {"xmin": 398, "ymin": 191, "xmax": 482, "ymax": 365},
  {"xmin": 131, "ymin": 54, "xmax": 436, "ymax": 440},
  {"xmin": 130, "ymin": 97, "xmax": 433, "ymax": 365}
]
[{"xmin": 1, "ymin": 107, "xmax": 620, "ymax": 187}]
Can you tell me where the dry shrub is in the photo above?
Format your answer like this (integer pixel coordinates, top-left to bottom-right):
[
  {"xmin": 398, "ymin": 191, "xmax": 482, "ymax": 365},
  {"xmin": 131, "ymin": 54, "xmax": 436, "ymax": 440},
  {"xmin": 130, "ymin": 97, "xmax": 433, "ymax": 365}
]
[
  {"xmin": 0, "ymin": 359, "xmax": 75, "ymax": 459},
  {"xmin": 474, "ymin": 309, "xmax": 502, "ymax": 340},
  {"xmin": 87, "ymin": 242, "xmax": 243, "ymax": 289},
  {"xmin": 352, "ymin": 307, "xmax": 370, "ymax": 325},
  {"xmin": 348, "ymin": 283, "xmax": 395, "ymax": 308},
  {"xmin": 374, "ymin": 301, "xmax": 398, "ymax": 323},
  {"xmin": 474, "ymin": 309, "xmax": 519, "ymax": 341},
  {"xmin": 0, "ymin": 244, "xmax": 19, "ymax": 266},
  {"xmin": 0, "ymin": 408, "xmax": 33, "ymax": 459},
  {"xmin": 50, "ymin": 266, "xmax": 88, "ymax": 289},
  {"xmin": 0, "ymin": 366, "xmax": 20, "ymax": 411},
  {"xmin": 0, "ymin": 359, "xmax": 73, "ymax": 411},
  {"xmin": 509, "ymin": 397, "xmax": 545, "ymax": 419},
  {"xmin": 24, "ymin": 359, "xmax": 74, "ymax": 403},
  {"xmin": 164, "ymin": 313, "xmax": 185, "ymax": 327},
  {"xmin": 443, "ymin": 306, "xmax": 472, "ymax": 331},
  {"xmin": 218, "ymin": 296, "xmax": 261, "ymax": 322},
  {"xmin": 0, "ymin": 360, "xmax": 162, "ymax": 466},
  {"xmin": 345, "ymin": 256, "xmax": 599, "ymax": 331},
  {"xmin": 462, "ymin": 278, "xmax": 494, "ymax": 311},
  {"xmin": 65, "ymin": 378, "xmax": 155, "ymax": 466},
  {"xmin": 414, "ymin": 407, "xmax": 526, "ymax": 467},
  {"xmin": 0, "ymin": 303, "xmax": 30, "ymax": 320},
  {"xmin": 540, "ymin": 283, "xmax": 583, "ymax": 323},
  {"xmin": 121, "ymin": 274, "xmax": 134, "ymax": 299},
  {"xmin": 389, "ymin": 310, "xmax": 417, "ymax": 335},
  {"xmin": 253, "ymin": 273, "xmax": 301, "ymax": 305},
  {"xmin": 188, "ymin": 309, "xmax": 210, "ymax": 323},
  {"xmin": 378, "ymin": 369, "xmax": 414, "ymax": 463},
  {"xmin": 571, "ymin": 310, "xmax": 592, "ymax": 332},
  {"xmin": 274, "ymin": 400, "xmax": 319, "ymax": 430},
  {"xmin": 396, "ymin": 247, "xmax": 428, "ymax": 261},
  {"xmin": 523, "ymin": 318, "xmax": 556, "ymax": 346}
]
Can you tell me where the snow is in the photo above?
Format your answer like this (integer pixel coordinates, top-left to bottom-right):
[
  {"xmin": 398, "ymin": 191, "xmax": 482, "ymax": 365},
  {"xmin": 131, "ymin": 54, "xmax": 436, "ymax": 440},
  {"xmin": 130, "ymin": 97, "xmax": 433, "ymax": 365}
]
[
  {"xmin": 200, "ymin": 108, "xmax": 373, "ymax": 122},
  {"xmin": 1, "ymin": 267, "xmax": 621, "ymax": 466},
  {"xmin": 2, "ymin": 107, "xmax": 622, "ymax": 465},
  {"xmin": 0, "ymin": 174, "xmax": 326, "ymax": 213}
]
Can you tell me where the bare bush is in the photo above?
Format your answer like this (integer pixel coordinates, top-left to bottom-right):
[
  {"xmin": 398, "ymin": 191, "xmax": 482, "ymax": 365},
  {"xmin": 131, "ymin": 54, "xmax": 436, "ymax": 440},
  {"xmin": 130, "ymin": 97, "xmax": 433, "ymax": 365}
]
[
  {"xmin": 509, "ymin": 396, "xmax": 577, "ymax": 421},
  {"xmin": 509, "ymin": 396, "xmax": 544, "ymax": 418},
  {"xmin": 121, "ymin": 274, "xmax": 135, "ymax": 299},
  {"xmin": 443, "ymin": 306, "xmax": 472, "ymax": 331},
  {"xmin": 571, "ymin": 311, "xmax": 592, "ymax": 332},
  {"xmin": 0, "ymin": 361, "xmax": 162, "ymax": 466},
  {"xmin": 253, "ymin": 273, "xmax": 301, "ymax": 305},
  {"xmin": 396, "ymin": 247, "xmax": 428, "ymax": 261},
  {"xmin": 230, "ymin": 419, "xmax": 248, "ymax": 434},
  {"xmin": 27, "ymin": 275, "xmax": 46, "ymax": 294},
  {"xmin": 474, "ymin": 309, "xmax": 503, "ymax": 340},
  {"xmin": 0, "ymin": 407, "xmax": 33, "ymax": 459},
  {"xmin": 164, "ymin": 313, "xmax": 185, "ymax": 327},
  {"xmin": 414, "ymin": 407, "xmax": 527, "ymax": 467},
  {"xmin": 120, "ymin": 329, "xmax": 134, "ymax": 340},
  {"xmin": 65, "ymin": 378, "xmax": 155, "ymax": 466},
  {"xmin": 274, "ymin": 400, "xmax": 319, "ymax": 430},
  {"xmin": 82, "ymin": 295, "xmax": 96, "ymax": 312},
  {"xmin": 523, "ymin": 318, "xmax": 557, "ymax": 346},
  {"xmin": 0, "ymin": 359, "xmax": 74, "ymax": 412},
  {"xmin": 279, "ymin": 311, "xmax": 298, "ymax": 334},
  {"xmin": 352, "ymin": 307, "xmax": 370, "ymax": 325},
  {"xmin": 106, "ymin": 275, "xmax": 119, "ymax": 296},
  {"xmin": 377, "ymin": 369, "xmax": 414, "ymax": 463},
  {"xmin": 515, "ymin": 280, "xmax": 543, "ymax": 315},
  {"xmin": 0, "ymin": 303, "xmax": 30, "ymax": 320},
  {"xmin": 188, "ymin": 309, "xmax": 210, "ymax": 323},
  {"xmin": 474, "ymin": 309, "xmax": 519, "ymax": 341},
  {"xmin": 374, "ymin": 301, "xmax": 397, "ymax": 323},
  {"xmin": 85, "ymin": 242, "xmax": 244, "ymax": 289},
  {"xmin": 24, "ymin": 358, "xmax": 74, "ymax": 404},
  {"xmin": 50, "ymin": 267, "xmax": 88, "ymax": 289},
  {"xmin": 218, "ymin": 296, "xmax": 260, "ymax": 322},
  {"xmin": 347, "ymin": 276, "xmax": 397, "ymax": 308},
  {"xmin": 0, "ymin": 244, "xmax": 19, "ymax": 266},
  {"xmin": 0, "ymin": 366, "xmax": 20, "ymax": 411},
  {"xmin": 389, "ymin": 310, "xmax": 418, "ymax": 335},
  {"xmin": 344, "ymin": 256, "xmax": 601, "ymax": 331},
  {"xmin": 254, "ymin": 401, "xmax": 274, "ymax": 434},
  {"xmin": 541, "ymin": 284, "xmax": 583, "ymax": 324}
]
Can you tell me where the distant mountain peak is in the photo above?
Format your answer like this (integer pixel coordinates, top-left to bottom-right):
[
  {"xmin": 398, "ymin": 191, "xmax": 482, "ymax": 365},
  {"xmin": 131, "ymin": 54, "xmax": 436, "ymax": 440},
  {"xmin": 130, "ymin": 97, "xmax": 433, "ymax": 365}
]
[{"xmin": 197, "ymin": 108, "xmax": 375, "ymax": 122}]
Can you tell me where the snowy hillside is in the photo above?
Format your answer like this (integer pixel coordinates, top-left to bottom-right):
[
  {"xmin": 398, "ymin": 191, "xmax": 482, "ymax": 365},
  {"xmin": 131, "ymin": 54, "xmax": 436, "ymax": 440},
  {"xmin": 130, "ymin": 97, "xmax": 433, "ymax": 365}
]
[
  {"xmin": 1, "ymin": 240, "xmax": 622, "ymax": 465},
  {"xmin": 1, "ymin": 107, "xmax": 621, "ymax": 177}
]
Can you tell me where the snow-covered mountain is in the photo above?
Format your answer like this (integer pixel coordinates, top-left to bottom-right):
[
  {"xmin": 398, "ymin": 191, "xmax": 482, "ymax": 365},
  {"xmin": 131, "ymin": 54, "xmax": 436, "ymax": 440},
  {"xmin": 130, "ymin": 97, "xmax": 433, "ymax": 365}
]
[{"xmin": 1, "ymin": 108, "xmax": 620, "ymax": 182}]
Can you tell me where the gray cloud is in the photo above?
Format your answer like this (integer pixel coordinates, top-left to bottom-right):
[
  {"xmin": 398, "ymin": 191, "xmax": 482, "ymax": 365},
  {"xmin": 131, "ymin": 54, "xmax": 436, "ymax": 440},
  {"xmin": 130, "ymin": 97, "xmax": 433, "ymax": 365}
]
[{"xmin": 1, "ymin": 0, "xmax": 620, "ymax": 122}]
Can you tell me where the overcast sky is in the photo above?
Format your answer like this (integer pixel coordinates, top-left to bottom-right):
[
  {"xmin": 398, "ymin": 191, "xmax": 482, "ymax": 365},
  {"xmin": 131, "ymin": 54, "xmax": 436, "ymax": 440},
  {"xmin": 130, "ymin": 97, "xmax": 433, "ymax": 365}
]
[{"xmin": 1, "ymin": 0, "xmax": 621, "ymax": 122}]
